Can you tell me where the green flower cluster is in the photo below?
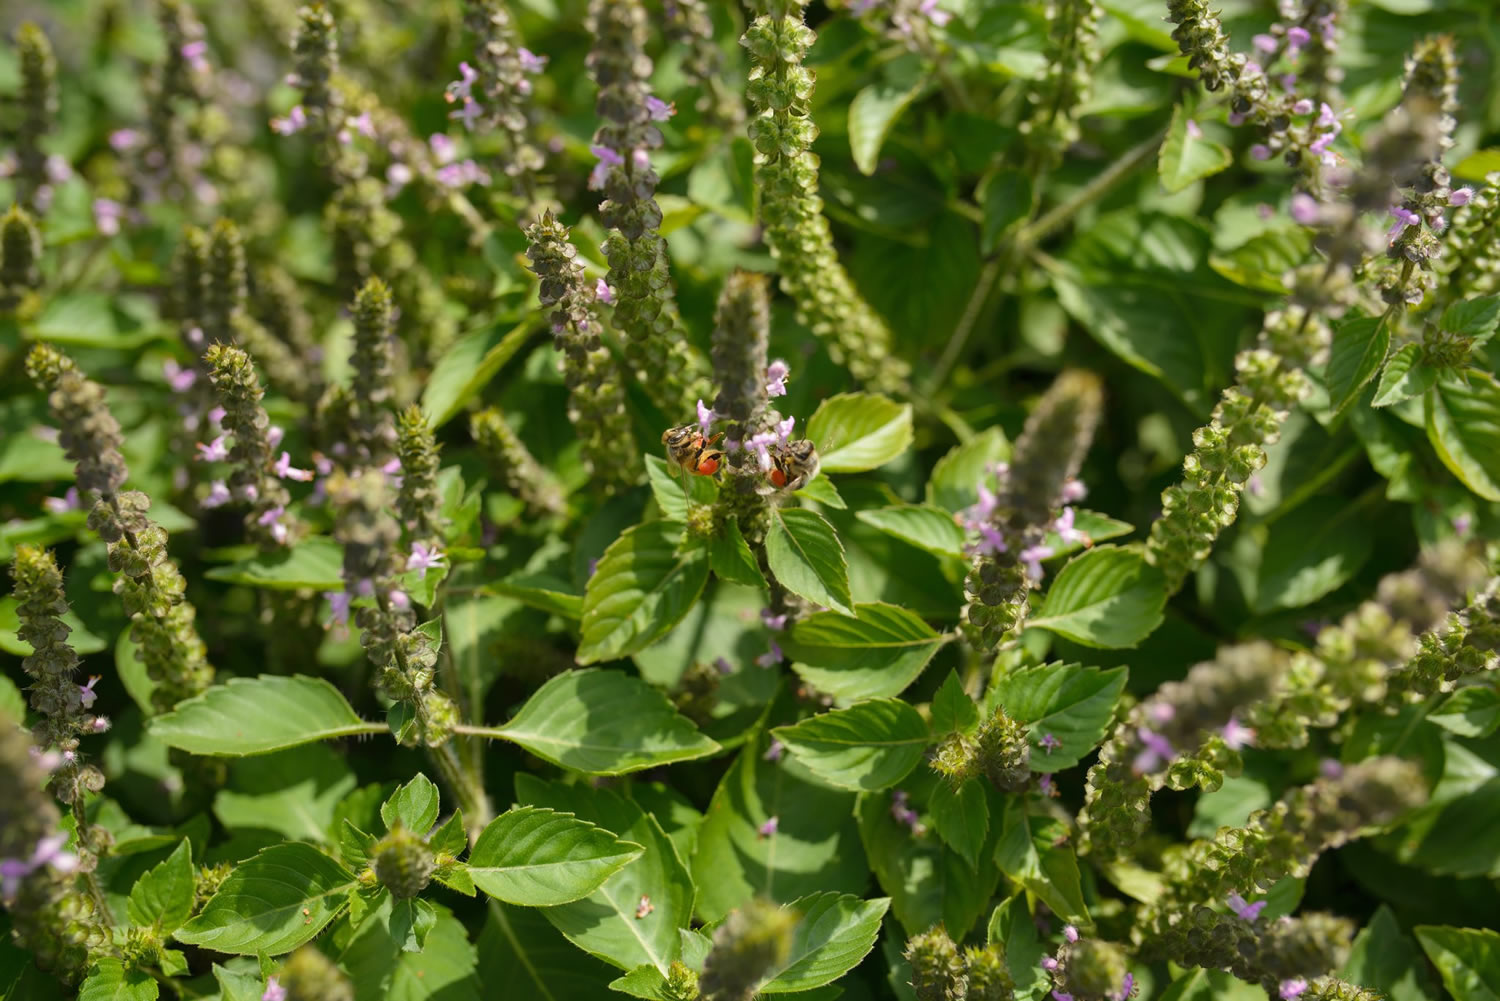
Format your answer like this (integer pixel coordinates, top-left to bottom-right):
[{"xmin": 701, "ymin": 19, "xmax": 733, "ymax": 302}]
[
  {"xmin": 205, "ymin": 344, "xmax": 297, "ymax": 548},
  {"xmin": 28, "ymin": 345, "xmax": 214, "ymax": 712},
  {"xmin": 588, "ymin": 0, "xmax": 709, "ymax": 416},
  {"xmin": 905, "ymin": 925, "xmax": 1014, "ymax": 1001},
  {"xmin": 350, "ymin": 277, "xmax": 398, "ymax": 464},
  {"xmin": 1021, "ymin": 0, "xmax": 1102, "ymax": 169},
  {"xmin": 963, "ymin": 369, "xmax": 1102, "ymax": 650},
  {"xmin": 698, "ymin": 898, "xmax": 796, "ymax": 1001},
  {"xmin": 471, "ymin": 408, "xmax": 567, "ymax": 518},
  {"xmin": 741, "ymin": 0, "xmax": 908, "ymax": 393},
  {"xmin": 932, "ymin": 706, "xmax": 1032, "ymax": 794},
  {"xmin": 12, "ymin": 22, "xmax": 57, "ymax": 210},
  {"xmin": 463, "ymin": 0, "xmax": 546, "ymax": 198},
  {"xmin": 710, "ymin": 270, "xmax": 775, "ymax": 545},
  {"xmin": 396, "ymin": 406, "xmax": 445, "ymax": 547},
  {"xmin": 1443, "ymin": 171, "xmax": 1500, "ymax": 301},
  {"xmin": 524, "ymin": 211, "xmax": 638, "ymax": 492},
  {"xmin": 665, "ymin": 0, "xmax": 745, "ymax": 129},
  {"xmin": 0, "ymin": 205, "xmax": 44, "ymax": 316},
  {"xmin": 275, "ymin": 946, "xmax": 355, "ymax": 1001}
]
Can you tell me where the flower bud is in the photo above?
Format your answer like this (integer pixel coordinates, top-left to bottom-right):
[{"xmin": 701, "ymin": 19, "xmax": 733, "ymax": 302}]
[
  {"xmin": 372, "ymin": 823, "xmax": 436, "ymax": 899},
  {"xmin": 699, "ymin": 898, "xmax": 797, "ymax": 1001}
]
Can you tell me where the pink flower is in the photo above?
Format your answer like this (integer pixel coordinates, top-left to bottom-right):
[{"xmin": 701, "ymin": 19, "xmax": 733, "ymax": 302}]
[
  {"xmin": 1020, "ymin": 544, "xmax": 1054, "ymax": 582},
  {"xmin": 645, "ymin": 95, "xmax": 676, "ymax": 121},
  {"xmin": 389, "ymin": 590, "xmax": 411, "ymax": 611},
  {"xmin": 44, "ymin": 487, "xmax": 80, "ymax": 515},
  {"xmin": 518, "ymin": 48, "xmax": 548, "ymax": 73},
  {"xmin": 758, "ymin": 816, "xmax": 779, "ymax": 837},
  {"xmin": 267, "ymin": 426, "xmax": 285, "ymax": 450},
  {"xmin": 446, "ymin": 62, "xmax": 479, "ymax": 104},
  {"xmin": 429, "ymin": 133, "xmax": 457, "ymax": 165},
  {"xmin": 1319, "ymin": 758, "xmax": 1344, "ymax": 779},
  {"xmin": 1290, "ymin": 192, "xmax": 1320, "ymax": 225},
  {"xmin": 90, "ymin": 716, "xmax": 111, "ymax": 733},
  {"xmin": 1064, "ymin": 925, "xmax": 1079, "ymax": 942},
  {"xmin": 93, "ymin": 198, "xmax": 125, "ymax": 236},
  {"xmin": 1185, "ymin": 119, "xmax": 1203, "ymax": 139},
  {"xmin": 1060, "ymin": 478, "xmax": 1087, "ymax": 502},
  {"xmin": 696, "ymin": 399, "xmax": 718, "ymax": 434},
  {"xmin": 1227, "ymin": 892, "xmax": 1267, "ymax": 921},
  {"xmin": 1252, "ymin": 33, "xmax": 1277, "ymax": 53},
  {"xmin": 271, "ymin": 106, "xmax": 307, "ymax": 136},
  {"xmin": 78, "ymin": 676, "xmax": 100, "ymax": 709},
  {"xmin": 1293, "ymin": 98, "xmax": 1314, "ymax": 115},
  {"xmin": 1133, "ymin": 728, "xmax": 1175, "ymax": 773},
  {"xmin": 272, "ymin": 452, "xmax": 314, "ymax": 482},
  {"xmin": 918, "ymin": 0, "xmax": 952, "ymax": 26},
  {"xmin": 1052, "ymin": 507, "xmax": 1087, "ymax": 545},
  {"xmin": 755, "ymin": 640, "xmax": 783, "ymax": 668},
  {"xmin": 1244, "ymin": 61, "xmax": 1263, "ymax": 76},
  {"xmin": 262, "ymin": 977, "xmax": 288, "ymax": 1001},
  {"xmin": 109, "ymin": 128, "xmax": 141, "ymax": 151},
  {"xmin": 387, "ymin": 163, "xmax": 413, "ymax": 192},
  {"xmin": 1222, "ymin": 717, "xmax": 1255, "ymax": 750},
  {"xmin": 714, "ymin": 657, "xmax": 734, "ymax": 676},
  {"xmin": 1387, "ymin": 206, "xmax": 1420, "ymax": 243},
  {"xmin": 1287, "ymin": 25, "xmax": 1311, "ymax": 49},
  {"xmin": 325, "ymin": 591, "xmax": 352, "ymax": 628},
  {"xmin": 1451, "ymin": 187, "xmax": 1473, "ymax": 207},
  {"xmin": 761, "ymin": 608, "xmax": 788, "ymax": 632},
  {"xmin": 406, "ymin": 542, "xmax": 447, "ymax": 578},
  {"xmin": 196, "ymin": 436, "xmax": 229, "ymax": 462},
  {"xmin": 181, "ymin": 40, "xmax": 210, "ymax": 73},
  {"xmin": 449, "ymin": 96, "xmax": 484, "ymax": 131},
  {"xmin": 588, "ymin": 144, "xmax": 624, "ymax": 190},
  {"xmin": 163, "ymin": 359, "xmax": 197, "ymax": 392},
  {"xmin": 1250, "ymin": 144, "xmax": 1271, "ymax": 161},
  {"xmin": 1147, "ymin": 702, "xmax": 1176, "ymax": 725},
  {"xmin": 202, "ymin": 481, "xmax": 231, "ymax": 509},
  {"xmin": 763, "ymin": 739, "xmax": 784, "ymax": 762},
  {"xmin": 1038, "ymin": 732, "xmax": 1062, "ymax": 754},
  {"xmin": 1453, "ymin": 513, "xmax": 1473, "ymax": 536},
  {"xmin": 258, "ymin": 505, "xmax": 288, "ymax": 544},
  {"xmin": 1280, "ymin": 979, "xmax": 1308, "ymax": 1000},
  {"xmin": 1042, "ymin": 957, "xmax": 1060, "ymax": 971},
  {"xmin": 765, "ymin": 359, "xmax": 790, "ymax": 397},
  {"xmin": 349, "ymin": 112, "xmax": 375, "ymax": 140},
  {"xmin": 1039, "ymin": 773, "xmax": 1059, "ymax": 797},
  {"xmin": 595, "ymin": 278, "xmax": 615, "ymax": 304}
]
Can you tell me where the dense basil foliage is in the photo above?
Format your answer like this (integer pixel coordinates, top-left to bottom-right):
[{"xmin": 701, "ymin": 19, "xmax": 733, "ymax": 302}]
[{"xmin": 2, "ymin": 1, "xmax": 1500, "ymax": 1000}]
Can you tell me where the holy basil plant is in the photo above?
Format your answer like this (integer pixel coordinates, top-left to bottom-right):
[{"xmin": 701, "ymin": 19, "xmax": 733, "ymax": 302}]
[{"xmin": 2, "ymin": 0, "xmax": 1500, "ymax": 1000}]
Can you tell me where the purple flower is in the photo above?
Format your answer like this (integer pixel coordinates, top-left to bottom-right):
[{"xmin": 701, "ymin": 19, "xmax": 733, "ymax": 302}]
[
  {"xmin": 1287, "ymin": 25, "xmax": 1311, "ymax": 49},
  {"xmin": 1185, "ymin": 119, "xmax": 1203, "ymax": 140},
  {"xmin": 349, "ymin": 112, "xmax": 375, "ymax": 140},
  {"xmin": 406, "ymin": 542, "xmax": 447, "ymax": 578},
  {"xmin": 196, "ymin": 436, "xmax": 229, "ymax": 463},
  {"xmin": 271, "ymin": 106, "xmax": 307, "ymax": 136},
  {"xmin": 90, "ymin": 715, "xmax": 110, "ymax": 733},
  {"xmin": 1293, "ymin": 98, "xmax": 1314, "ymax": 115},
  {"xmin": 1052, "ymin": 508, "xmax": 1087, "ymax": 546},
  {"xmin": 1290, "ymin": 192, "xmax": 1320, "ymax": 225},
  {"xmin": 645, "ymin": 95, "xmax": 676, "ymax": 121},
  {"xmin": 1244, "ymin": 61, "xmax": 1263, "ymax": 76},
  {"xmin": 446, "ymin": 61, "xmax": 479, "ymax": 104},
  {"xmin": 1060, "ymin": 478, "xmax": 1087, "ymax": 502},
  {"xmin": 1042, "ymin": 957, "xmax": 1060, "ymax": 971},
  {"xmin": 449, "ymin": 96, "xmax": 484, "ymax": 131},
  {"xmin": 387, "ymin": 162, "xmax": 414, "ymax": 192},
  {"xmin": 756, "ymin": 640, "xmax": 784, "ymax": 668},
  {"xmin": 1453, "ymin": 513, "xmax": 1473, "ymax": 537},
  {"xmin": 1063, "ymin": 925, "xmax": 1079, "ymax": 943},
  {"xmin": 75, "ymin": 675, "xmax": 100, "ymax": 709},
  {"xmin": 631, "ymin": 148, "xmax": 651, "ymax": 172},
  {"xmin": 1280, "ymin": 979, "xmax": 1308, "ymax": 1001},
  {"xmin": 1, "ymin": 834, "xmax": 79, "ymax": 901},
  {"xmin": 1387, "ymin": 206, "xmax": 1420, "ymax": 243},
  {"xmin": 430, "ymin": 133, "xmax": 457, "ymax": 165},
  {"xmin": 763, "ymin": 739, "xmax": 785, "ymax": 762},
  {"xmin": 436, "ymin": 159, "xmax": 491, "ymax": 188},
  {"xmin": 1451, "ymin": 187, "xmax": 1474, "ymax": 207},
  {"xmin": 746, "ymin": 432, "xmax": 778, "ymax": 471},
  {"xmin": 588, "ymin": 557, "xmax": 600, "ymax": 577},
  {"xmin": 163, "ymin": 359, "xmax": 197, "ymax": 392},
  {"xmin": 258, "ymin": 505, "xmax": 288, "ymax": 544},
  {"xmin": 918, "ymin": 0, "xmax": 952, "ymax": 26},
  {"xmin": 181, "ymin": 40, "xmax": 210, "ymax": 72},
  {"xmin": 1147, "ymin": 702, "xmax": 1176, "ymax": 725},
  {"xmin": 109, "ymin": 128, "xmax": 141, "ymax": 151},
  {"xmin": 1115, "ymin": 973, "xmax": 1135, "ymax": 1001},
  {"xmin": 1133, "ymin": 727, "xmax": 1175, "ymax": 773},
  {"xmin": 595, "ymin": 278, "xmax": 615, "ymax": 304},
  {"xmin": 972, "ymin": 481, "xmax": 1000, "ymax": 522},
  {"xmin": 262, "ymin": 977, "xmax": 288, "ymax": 1001},
  {"xmin": 1038, "ymin": 732, "xmax": 1062, "ymax": 754},
  {"xmin": 1252, "ymin": 33, "xmax": 1277, "ymax": 54},
  {"xmin": 1221, "ymin": 717, "xmax": 1255, "ymax": 750},
  {"xmin": 972, "ymin": 523, "xmax": 1007, "ymax": 557},
  {"xmin": 765, "ymin": 359, "xmax": 790, "ymax": 397},
  {"xmin": 518, "ymin": 48, "xmax": 548, "ymax": 73},
  {"xmin": 1039, "ymin": 773, "xmax": 1059, "ymax": 797},
  {"xmin": 1250, "ymin": 144, "xmax": 1272, "ymax": 161},
  {"xmin": 588, "ymin": 144, "xmax": 624, "ymax": 190},
  {"xmin": 1020, "ymin": 544, "xmax": 1054, "ymax": 582},
  {"xmin": 1227, "ymin": 891, "xmax": 1267, "ymax": 921},
  {"xmin": 267, "ymin": 426, "xmax": 286, "ymax": 450},
  {"xmin": 202, "ymin": 481, "xmax": 231, "ymax": 509},
  {"xmin": 273, "ymin": 452, "xmax": 314, "ymax": 482},
  {"xmin": 758, "ymin": 816, "xmax": 779, "ymax": 837},
  {"xmin": 93, "ymin": 198, "xmax": 125, "ymax": 237},
  {"xmin": 389, "ymin": 590, "xmax": 411, "ymax": 611},
  {"xmin": 696, "ymin": 399, "xmax": 718, "ymax": 434},
  {"xmin": 1228, "ymin": 110, "xmax": 1246, "ymax": 126},
  {"xmin": 761, "ymin": 608, "xmax": 788, "ymax": 632},
  {"xmin": 1319, "ymin": 758, "xmax": 1344, "ymax": 779},
  {"xmin": 44, "ymin": 487, "xmax": 80, "ymax": 515}
]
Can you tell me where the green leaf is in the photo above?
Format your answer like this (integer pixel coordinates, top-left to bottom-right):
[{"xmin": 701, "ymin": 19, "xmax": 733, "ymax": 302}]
[
  {"xmin": 805, "ymin": 393, "xmax": 914, "ymax": 474},
  {"xmin": 467, "ymin": 806, "xmax": 644, "ymax": 907},
  {"xmin": 422, "ymin": 318, "xmax": 533, "ymax": 428},
  {"xmin": 211, "ymin": 964, "xmax": 268, "ymax": 1001},
  {"xmin": 992, "ymin": 663, "xmax": 1128, "ymax": 771},
  {"xmin": 981, "ymin": 169, "xmax": 1033, "ymax": 254},
  {"xmin": 926, "ymin": 428, "xmax": 1011, "ymax": 513},
  {"xmin": 795, "ymin": 474, "xmax": 846, "ymax": 510},
  {"xmin": 213, "ymin": 746, "xmax": 356, "ymax": 843},
  {"xmin": 766, "ymin": 507, "xmax": 854, "ymax": 616},
  {"xmin": 1342, "ymin": 905, "xmax": 1441, "ymax": 1001},
  {"xmin": 855, "ymin": 505, "xmax": 967, "ymax": 560},
  {"xmin": 126, "ymin": 839, "xmax": 195, "ymax": 934},
  {"xmin": 343, "ymin": 898, "xmax": 483, "ymax": 1001},
  {"xmin": 928, "ymin": 780, "xmax": 989, "ymax": 869},
  {"xmin": 994, "ymin": 801, "xmax": 1088, "ymax": 923},
  {"xmin": 760, "ymin": 893, "xmax": 891, "ymax": 993},
  {"xmin": 781, "ymin": 603, "xmax": 946, "ymax": 703},
  {"xmin": 1209, "ymin": 227, "xmax": 1313, "ymax": 294},
  {"xmin": 487, "ymin": 572, "xmax": 584, "ymax": 620},
  {"xmin": 381, "ymin": 773, "xmax": 440, "ymax": 836},
  {"xmin": 1442, "ymin": 296, "xmax": 1500, "ymax": 348},
  {"xmin": 492, "ymin": 668, "xmax": 720, "ymax": 774},
  {"xmin": 1155, "ymin": 969, "xmax": 1264, "ymax": 1001},
  {"xmin": 1431, "ymin": 687, "xmax": 1500, "ymax": 738},
  {"xmin": 148, "ymin": 675, "xmax": 377, "ymax": 756},
  {"xmin": 709, "ymin": 517, "xmax": 767, "ymax": 588},
  {"xmin": 203, "ymin": 536, "xmax": 344, "ymax": 590},
  {"xmin": 478, "ymin": 900, "xmax": 618, "ymax": 1000},
  {"xmin": 1158, "ymin": 103, "xmax": 1233, "ymax": 193},
  {"xmin": 174, "ymin": 843, "xmax": 357, "ymax": 955},
  {"xmin": 1326, "ymin": 315, "xmax": 1390, "ymax": 417},
  {"xmin": 77, "ymin": 960, "xmax": 159, "ymax": 1001},
  {"xmin": 1427, "ymin": 371, "xmax": 1500, "ymax": 501},
  {"xmin": 1236, "ymin": 495, "xmax": 1375, "ymax": 614},
  {"xmin": 1042, "ymin": 509, "xmax": 1134, "ymax": 559},
  {"xmin": 930, "ymin": 670, "xmax": 979, "ymax": 736},
  {"xmin": 848, "ymin": 54, "xmax": 925, "ymax": 175},
  {"xmin": 1416, "ymin": 926, "xmax": 1500, "ymax": 1001},
  {"xmin": 1373, "ymin": 343, "xmax": 1438, "ymax": 407},
  {"xmin": 691, "ymin": 740, "xmax": 868, "ymax": 923},
  {"xmin": 772, "ymin": 699, "xmax": 930, "ymax": 791},
  {"xmin": 646, "ymin": 454, "xmax": 717, "ymax": 523},
  {"xmin": 578, "ymin": 522, "xmax": 711, "ymax": 663},
  {"xmin": 1030, "ymin": 545, "xmax": 1167, "ymax": 648},
  {"xmin": 987, "ymin": 895, "xmax": 1050, "ymax": 1000}
]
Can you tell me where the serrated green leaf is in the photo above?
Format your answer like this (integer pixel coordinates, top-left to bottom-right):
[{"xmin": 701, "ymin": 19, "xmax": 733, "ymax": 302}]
[
  {"xmin": 211, "ymin": 964, "xmax": 268, "ymax": 1001},
  {"xmin": 855, "ymin": 504, "xmax": 967, "ymax": 559},
  {"xmin": 782, "ymin": 603, "xmax": 946, "ymax": 703},
  {"xmin": 1373, "ymin": 342, "xmax": 1438, "ymax": 407},
  {"xmin": 343, "ymin": 898, "xmax": 483, "ymax": 1001},
  {"xmin": 77, "ymin": 960, "xmax": 159, "ymax": 1001},
  {"xmin": 930, "ymin": 670, "xmax": 980, "ymax": 736},
  {"xmin": 467, "ymin": 806, "xmax": 643, "ymax": 907},
  {"xmin": 805, "ymin": 393, "xmax": 914, "ymax": 474},
  {"xmin": 709, "ymin": 517, "xmax": 767, "ymax": 588},
  {"xmin": 766, "ymin": 507, "xmax": 854, "ymax": 615},
  {"xmin": 491, "ymin": 668, "xmax": 719, "ymax": 774},
  {"xmin": 389, "ymin": 896, "xmax": 439, "ymax": 953},
  {"xmin": 1342, "ymin": 905, "xmax": 1441, "ymax": 1001},
  {"xmin": 987, "ymin": 895, "xmax": 1050, "ymax": 1000},
  {"xmin": 760, "ymin": 893, "xmax": 891, "ymax": 993},
  {"xmin": 995, "ymin": 801, "xmax": 1088, "ymax": 923},
  {"xmin": 1030, "ymin": 545, "xmax": 1166, "ymax": 648},
  {"xmin": 849, "ymin": 55, "xmax": 925, "ymax": 175},
  {"xmin": 213, "ymin": 746, "xmax": 357, "ymax": 843},
  {"xmin": 1442, "ymin": 296, "xmax": 1500, "ymax": 348},
  {"xmin": 422, "ymin": 318, "xmax": 533, "ymax": 428},
  {"xmin": 1427, "ymin": 371, "xmax": 1500, "ymax": 501},
  {"xmin": 578, "ymin": 522, "xmax": 711, "ymax": 663},
  {"xmin": 646, "ymin": 455, "xmax": 717, "ymax": 522},
  {"xmin": 381, "ymin": 773, "xmax": 440, "ymax": 836},
  {"xmin": 1158, "ymin": 103, "xmax": 1233, "ymax": 193},
  {"xmin": 1431, "ymin": 687, "xmax": 1500, "ymax": 738},
  {"xmin": 148, "ymin": 675, "xmax": 379, "ymax": 756},
  {"xmin": 929, "ymin": 779, "xmax": 989, "ymax": 869},
  {"xmin": 174, "ymin": 843, "xmax": 357, "ymax": 955},
  {"xmin": 1209, "ymin": 227, "xmax": 1313, "ymax": 294},
  {"xmin": 486, "ymin": 571, "xmax": 584, "ymax": 620},
  {"xmin": 795, "ymin": 474, "xmax": 846, "ymax": 509},
  {"xmin": 773, "ymin": 699, "xmax": 929, "ymax": 791},
  {"xmin": 1416, "ymin": 926, "xmax": 1500, "ymax": 1001},
  {"xmin": 992, "ymin": 663, "xmax": 1128, "ymax": 771},
  {"xmin": 926, "ymin": 428, "xmax": 1011, "ymax": 513},
  {"xmin": 127, "ymin": 838, "xmax": 195, "ymax": 934},
  {"xmin": 202, "ymin": 536, "xmax": 344, "ymax": 590},
  {"xmin": 1326, "ymin": 315, "xmax": 1390, "ymax": 417}
]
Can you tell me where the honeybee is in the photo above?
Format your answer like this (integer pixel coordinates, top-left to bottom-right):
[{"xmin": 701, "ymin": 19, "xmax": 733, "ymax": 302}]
[
  {"xmin": 766, "ymin": 439, "xmax": 820, "ymax": 493},
  {"xmin": 661, "ymin": 425, "xmax": 725, "ymax": 477}
]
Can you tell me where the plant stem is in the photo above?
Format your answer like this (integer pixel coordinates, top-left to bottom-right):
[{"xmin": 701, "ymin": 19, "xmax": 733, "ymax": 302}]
[{"xmin": 1015, "ymin": 127, "xmax": 1166, "ymax": 248}]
